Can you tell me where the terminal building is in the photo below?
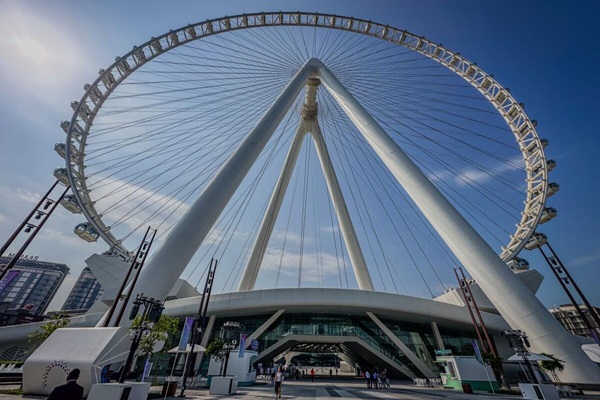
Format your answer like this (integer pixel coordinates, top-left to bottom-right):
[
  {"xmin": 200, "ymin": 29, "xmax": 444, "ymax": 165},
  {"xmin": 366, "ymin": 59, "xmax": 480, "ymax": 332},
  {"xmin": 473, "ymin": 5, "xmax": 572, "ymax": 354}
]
[
  {"xmin": 549, "ymin": 304, "xmax": 600, "ymax": 338},
  {"xmin": 61, "ymin": 267, "xmax": 103, "ymax": 312},
  {"xmin": 0, "ymin": 257, "xmax": 69, "ymax": 325}
]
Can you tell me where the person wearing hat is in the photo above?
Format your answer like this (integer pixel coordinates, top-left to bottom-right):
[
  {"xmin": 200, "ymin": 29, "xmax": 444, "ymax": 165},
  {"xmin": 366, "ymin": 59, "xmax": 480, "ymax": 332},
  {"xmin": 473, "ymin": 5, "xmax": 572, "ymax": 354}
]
[{"xmin": 47, "ymin": 368, "xmax": 84, "ymax": 400}]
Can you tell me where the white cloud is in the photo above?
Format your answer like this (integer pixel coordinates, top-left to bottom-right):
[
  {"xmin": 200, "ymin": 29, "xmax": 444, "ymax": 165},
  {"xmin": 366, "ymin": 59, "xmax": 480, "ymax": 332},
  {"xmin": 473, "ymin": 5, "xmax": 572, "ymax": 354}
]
[
  {"xmin": 453, "ymin": 155, "xmax": 524, "ymax": 186},
  {"xmin": 14, "ymin": 187, "xmax": 43, "ymax": 205},
  {"xmin": 86, "ymin": 174, "xmax": 193, "ymax": 245},
  {"xmin": 320, "ymin": 225, "xmax": 340, "ymax": 234},
  {"xmin": 426, "ymin": 155, "xmax": 524, "ymax": 187},
  {"xmin": 569, "ymin": 251, "xmax": 600, "ymax": 268},
  {"xmin": 260, "ymin": 247, "xmax": 346, "ymax": 283}
]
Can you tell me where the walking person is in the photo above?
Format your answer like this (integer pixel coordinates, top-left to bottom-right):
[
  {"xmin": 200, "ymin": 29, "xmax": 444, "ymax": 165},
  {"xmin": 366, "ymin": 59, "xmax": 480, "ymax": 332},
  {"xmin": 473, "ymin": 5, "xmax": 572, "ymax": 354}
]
[
  {"xmin": 310, "ymin": 368, "xmax": 315, "ymax": 382},
  {"xmin": 274, "ymin": 366, "xmax": 284, "ymax": 399},
  {"xmin": 382, "ymin": 369, "xmax": 390, "ymax": 389},
  {"xmin": 365, "ymin": 370, "xmax": 371, "ymax": 389},
  {"xmin": 372, "ymin": 370, "xmax": 378, "ymax": 389},
  {"xmin": 47, "ymin": 368, "xmax": 84, "ymax": 400}
]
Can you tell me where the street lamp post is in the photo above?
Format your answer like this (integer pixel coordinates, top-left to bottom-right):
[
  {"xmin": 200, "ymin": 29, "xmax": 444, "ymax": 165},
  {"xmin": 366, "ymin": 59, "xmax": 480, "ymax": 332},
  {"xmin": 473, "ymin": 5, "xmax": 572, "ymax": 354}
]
[
  {"xmin": 118, "ymin": 294, "xmax": 164, "ymax": 383},
  {"xmin": 221, "ymin": 321, "xmax": 241, "ymax": 377},
  {"xmin": 502, "ymin": 329, "xmax": 538, "ymax": 384}
]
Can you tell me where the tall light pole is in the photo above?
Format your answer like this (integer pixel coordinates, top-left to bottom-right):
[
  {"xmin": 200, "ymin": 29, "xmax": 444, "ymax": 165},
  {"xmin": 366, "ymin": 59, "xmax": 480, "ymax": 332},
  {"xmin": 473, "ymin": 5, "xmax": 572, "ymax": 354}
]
[{"xmin": 118, "ymin": 294, "xmax": 164, "ymax": 383}]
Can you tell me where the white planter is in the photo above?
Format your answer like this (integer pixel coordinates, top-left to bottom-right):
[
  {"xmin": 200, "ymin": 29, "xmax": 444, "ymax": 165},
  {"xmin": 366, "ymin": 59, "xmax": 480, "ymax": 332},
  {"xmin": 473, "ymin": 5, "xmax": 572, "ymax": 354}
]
[
  {"xmin": 518, "ymin": 383, "xmax": 560, "ymax": 400},
  {"xmin": 210, "ymin": 376, "xmax": 238, "ymax": 395},
  {"xmin": 87, "ymin": 382, "xmax": 150, "ymax": 400}
]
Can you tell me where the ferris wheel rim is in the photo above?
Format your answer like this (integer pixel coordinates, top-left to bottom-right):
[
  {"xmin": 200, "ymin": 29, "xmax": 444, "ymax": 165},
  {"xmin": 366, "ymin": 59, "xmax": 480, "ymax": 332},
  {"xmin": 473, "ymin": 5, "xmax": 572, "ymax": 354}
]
[{"xmin": 63, "ymin": 11, "xmax": 548, "ymax": 261}]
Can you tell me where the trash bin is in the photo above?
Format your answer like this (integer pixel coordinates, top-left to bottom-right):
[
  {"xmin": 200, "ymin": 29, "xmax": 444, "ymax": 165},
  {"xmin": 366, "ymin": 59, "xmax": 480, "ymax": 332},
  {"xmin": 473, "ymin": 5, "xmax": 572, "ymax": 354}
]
[
  {"xmin": 162, "ymin": 380, "xmax": 178, "ymax": 397},
  {"xmin": 462, "ymin": 382, "xmax": 473, "ymax": 394}
]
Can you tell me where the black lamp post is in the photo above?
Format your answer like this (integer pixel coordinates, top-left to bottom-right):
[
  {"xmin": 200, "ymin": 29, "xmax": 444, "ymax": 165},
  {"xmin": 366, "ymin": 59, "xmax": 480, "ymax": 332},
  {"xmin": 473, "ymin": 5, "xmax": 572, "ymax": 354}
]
[
  {"xmin": 118, "ymin": 294, "xmax": 164, "ymax": 383},
  {"xmin": 221, "ymin": 321, "xmax": 241, "ymax": 377},
  {"xmin": 501, "ymin": 329, "xmax": 538, "ymax": 384}
]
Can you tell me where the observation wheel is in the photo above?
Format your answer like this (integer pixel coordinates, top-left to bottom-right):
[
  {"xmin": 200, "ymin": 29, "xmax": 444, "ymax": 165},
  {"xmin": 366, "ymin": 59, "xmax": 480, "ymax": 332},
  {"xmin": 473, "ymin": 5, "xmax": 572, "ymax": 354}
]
[{"xmin": 55, "ymin": 12, "xmax": 558, "ymax": 295}]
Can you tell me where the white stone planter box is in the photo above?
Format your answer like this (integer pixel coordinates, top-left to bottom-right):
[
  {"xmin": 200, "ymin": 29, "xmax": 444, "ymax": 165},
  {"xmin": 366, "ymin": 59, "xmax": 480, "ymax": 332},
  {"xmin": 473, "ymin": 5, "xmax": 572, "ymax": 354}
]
[
  {"xmin": 210, "ymin": 376, "xmax": 238, "ymax": 395},
  {"xmin": 87, "ymin": 382, "xmax": 150, "ymax": 400},
  {"xmin": 518, "ymin": 383, "xmax": 560, "ymax": 400}
]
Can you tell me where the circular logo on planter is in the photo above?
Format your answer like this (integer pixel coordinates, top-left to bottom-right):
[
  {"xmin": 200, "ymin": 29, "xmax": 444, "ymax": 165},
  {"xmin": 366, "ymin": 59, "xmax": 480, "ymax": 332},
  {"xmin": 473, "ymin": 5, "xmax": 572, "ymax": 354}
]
[{"xmin": 42, "ymin": 360, "xmax": 70, "ymax": 389}]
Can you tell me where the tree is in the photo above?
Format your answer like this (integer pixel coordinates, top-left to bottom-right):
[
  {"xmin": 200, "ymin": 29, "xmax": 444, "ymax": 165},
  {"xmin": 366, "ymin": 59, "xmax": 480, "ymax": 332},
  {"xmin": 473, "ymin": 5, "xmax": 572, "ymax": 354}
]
[
  {"xmin": 204, "ymin": 338, "xmax": 226, "ymax": 360},
  {"xmin": 481, "ymin": 351, "xmax": 510, "ymax": 389},
  {"xmin": 130, "ymin": 314, "xmax": 178, "ymax": 382},
  {"xmin": 28, "ymin": 315, "xmax": 70, "ymax": 349},
  {"xmin": 204, "ymin": 338, "xmax": 227, "ymax": 375},
  {"xmin": 131, "ymin": 314, "xmax": 179, "ymax": 359},
  {"xmin": 538, "ymin": 353, "xmax": 565, "ymax": 383}
]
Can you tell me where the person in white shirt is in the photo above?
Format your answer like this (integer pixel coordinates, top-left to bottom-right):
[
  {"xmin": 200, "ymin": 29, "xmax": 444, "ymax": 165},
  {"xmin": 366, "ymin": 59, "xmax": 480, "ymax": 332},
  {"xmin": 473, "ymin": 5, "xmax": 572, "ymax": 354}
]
[{"xmin": 274, "ymin": 366, "xmax": 284, "ymax": 399}]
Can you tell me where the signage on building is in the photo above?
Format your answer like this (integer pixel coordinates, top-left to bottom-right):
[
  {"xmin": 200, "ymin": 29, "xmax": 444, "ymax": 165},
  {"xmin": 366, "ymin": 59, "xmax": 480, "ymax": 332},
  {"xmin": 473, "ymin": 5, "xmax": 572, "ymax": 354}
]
[
  {"xmin": 435, "ymin": 349, "xmax": 452, "ymax": 356},
  {"xmin": 6, "ymin": 253, "xmax": 39, "ymax": 261}
]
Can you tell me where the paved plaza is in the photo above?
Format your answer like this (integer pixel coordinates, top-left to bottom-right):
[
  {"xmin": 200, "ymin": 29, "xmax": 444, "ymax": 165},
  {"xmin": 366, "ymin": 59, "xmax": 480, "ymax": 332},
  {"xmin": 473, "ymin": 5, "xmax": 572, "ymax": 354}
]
[{"xmin": 2, "ymin": 378, "xmax": 600, "ymax": 400}]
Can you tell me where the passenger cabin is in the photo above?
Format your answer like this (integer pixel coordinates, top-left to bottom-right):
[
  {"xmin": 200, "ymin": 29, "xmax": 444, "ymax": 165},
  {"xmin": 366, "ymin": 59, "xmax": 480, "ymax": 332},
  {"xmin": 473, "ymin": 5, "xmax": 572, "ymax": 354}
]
[
  {"xmin": 506, "ymin": 257, "xmax": 529, "ymax": 271},
  {"xmin": 54, "ymin": 143, "xmax": 67, "ymax": 159},
  {"xmin": 547, "ymin": 183, "xmax": 560, "ymax": 197},
  {"xmin": 53, "ymin": 168, "xmax": 70, "ymax": 186},
  {"xmin": 55, "ymin": 143, "xmax": 78, "ymax": 160},
  {"xmin": 547, "ymin": 159, "xmax": 556, "ymax": 172},
  {"xmin": 60, "ymin": 195, "xmax": 82, "ymax": 214},
  {"xmin": 74, "ymin": 223, "xmax": 99, "ymax": 242},
  {"xmin": 524, "ymin": 232, "xmax": 548, "ymax": 250},
  {"xmin": 540, "ymin": 207, "xmax": 557, "ymax": 224}
]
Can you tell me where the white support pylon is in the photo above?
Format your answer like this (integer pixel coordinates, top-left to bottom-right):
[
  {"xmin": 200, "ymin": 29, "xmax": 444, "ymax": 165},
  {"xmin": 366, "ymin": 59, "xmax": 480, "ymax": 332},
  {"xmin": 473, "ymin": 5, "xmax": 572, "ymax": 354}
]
[
  {"xmin": 237, "ymin": 119, "xmax": 307, "ymax": 291},
  {"xmin": 310, "ymin": 120, "xmax": 374, "ymax": 290},
  {"xmin": 313, "ymin": 59, "xmax": 600, "ymax": 384}
]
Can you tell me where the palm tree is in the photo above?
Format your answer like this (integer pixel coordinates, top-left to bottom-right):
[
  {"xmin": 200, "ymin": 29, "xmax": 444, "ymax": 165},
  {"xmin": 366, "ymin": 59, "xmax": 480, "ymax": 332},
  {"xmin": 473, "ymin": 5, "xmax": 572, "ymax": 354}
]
[{"xmin": 538, "ymin": 353, "xmax": 565, "ymax": 383}]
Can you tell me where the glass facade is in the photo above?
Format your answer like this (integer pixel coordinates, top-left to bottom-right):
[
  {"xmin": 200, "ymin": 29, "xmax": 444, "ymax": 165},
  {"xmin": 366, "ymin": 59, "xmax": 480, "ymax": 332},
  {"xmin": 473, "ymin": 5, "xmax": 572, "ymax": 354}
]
[
  {"xmin": 0, "ymin": 257, "xmax": 69, "ymax": 316},
  {"xmin": 62, "ymin": 267, "xmax": 104, "ymax": 311},
  {"xmin": 206, "ymin": 312, "xmax": 480, "ymax": 378}
]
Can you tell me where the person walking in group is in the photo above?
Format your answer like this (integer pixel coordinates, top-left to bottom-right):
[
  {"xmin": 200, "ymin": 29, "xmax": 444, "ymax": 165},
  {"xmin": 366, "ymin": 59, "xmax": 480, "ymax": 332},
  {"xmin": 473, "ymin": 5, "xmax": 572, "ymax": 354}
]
[
  {"xmin": 372, "ymin": 370, "xmax": 378, "ymax": 389},
  {"xmin": 47, "ymin": 368, "xmax": 84, "ymax": 400},
  {"xmin": 365, "ymin": 370, "xmax": 371, "ymax": 389},
  {"xmin": 274, "ymin": 366, "xmax": 284, "ymax": 399},
  {"xmin": 382, "ymin": 369, "xmax": 390, "ymax": 389}
]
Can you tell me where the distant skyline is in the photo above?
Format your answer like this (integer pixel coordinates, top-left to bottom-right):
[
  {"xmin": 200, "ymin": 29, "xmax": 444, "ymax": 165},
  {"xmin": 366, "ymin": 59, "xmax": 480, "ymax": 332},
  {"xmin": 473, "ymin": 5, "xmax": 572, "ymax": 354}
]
[{"xmin": 0, "ymin": 0, "xmax": 598, "ymax": 311}]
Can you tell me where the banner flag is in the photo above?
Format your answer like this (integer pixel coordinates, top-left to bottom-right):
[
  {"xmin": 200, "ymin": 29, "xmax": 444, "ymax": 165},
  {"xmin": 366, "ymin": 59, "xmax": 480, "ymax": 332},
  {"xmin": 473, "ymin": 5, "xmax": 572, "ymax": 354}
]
[
  {"xmin": 178, "ymin": 317, "xmax": 194, "ymax": 352},
  {"xmin": 238, "ymin": 333, "xmax": 247, "ymax": 358},
  {"xmin": 472, "ymin": 339, "xmax": 484, "ymax": 364}
]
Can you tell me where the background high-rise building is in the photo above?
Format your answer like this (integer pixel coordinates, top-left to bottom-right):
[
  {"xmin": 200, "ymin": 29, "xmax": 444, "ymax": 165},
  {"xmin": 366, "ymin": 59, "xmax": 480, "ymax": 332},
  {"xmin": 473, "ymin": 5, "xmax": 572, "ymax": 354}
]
[
  {"xmin": 549, "ymin": 304, "xmax": 600, "ymax": 338},
  {"xmin": 61, "ymin": 267, "xmax": 103, "ymax": 311},
  {"xmin": 0, "ymin": 256, "xmax": 69, "ymax": 318}
]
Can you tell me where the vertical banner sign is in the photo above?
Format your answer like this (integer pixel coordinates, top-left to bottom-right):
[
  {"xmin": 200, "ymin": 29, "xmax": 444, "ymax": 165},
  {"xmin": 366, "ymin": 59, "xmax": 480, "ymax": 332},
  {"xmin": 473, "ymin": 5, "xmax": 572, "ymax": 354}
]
[
  {"xmin": 472, "ymin": 339, "xmax": 484, "ymax": 364},
  {"xmin": 141, "ymin": 359, "xmax": 152, "ymax": 382},
  {"xmin": 238, "ymin": 333, "xmax": 247, "ymax": 358},
  {"xmin": 0, "ymin": 270, "xmax": 19, "ymax": 296},
  {"xmin": 178, "ymin": 317, "xmax": 194, "ymax": 352}
]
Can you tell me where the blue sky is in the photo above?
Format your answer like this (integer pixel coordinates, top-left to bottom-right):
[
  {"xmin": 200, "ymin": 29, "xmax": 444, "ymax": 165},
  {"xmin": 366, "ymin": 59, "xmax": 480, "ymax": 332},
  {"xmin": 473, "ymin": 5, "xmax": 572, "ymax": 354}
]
[{"xmin": 0, "ymin": 0, "xmax": 598, "ymax": 310}]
